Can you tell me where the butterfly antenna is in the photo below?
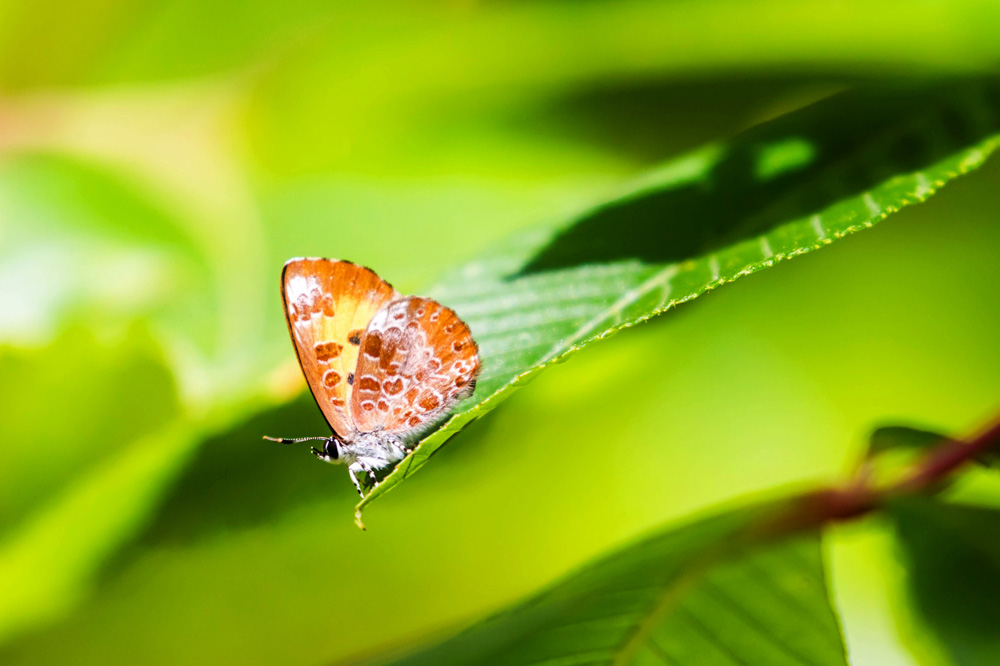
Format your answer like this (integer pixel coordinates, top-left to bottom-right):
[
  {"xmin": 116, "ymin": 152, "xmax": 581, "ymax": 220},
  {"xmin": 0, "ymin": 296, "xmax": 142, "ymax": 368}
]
[{"xmin": 263, "ymin": 435, "xmax": 330, "ymax": 445}]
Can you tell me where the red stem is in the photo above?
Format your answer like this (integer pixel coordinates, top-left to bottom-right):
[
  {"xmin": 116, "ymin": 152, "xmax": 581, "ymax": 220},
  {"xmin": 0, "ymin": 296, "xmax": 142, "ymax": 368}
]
[
  {"xmin": 896, "ymin": 411, "xmax": 1000, "ymax": 494},
  {"xmin": 753, "ymin": 408, "xmax": 1000, "ymax": 539}
]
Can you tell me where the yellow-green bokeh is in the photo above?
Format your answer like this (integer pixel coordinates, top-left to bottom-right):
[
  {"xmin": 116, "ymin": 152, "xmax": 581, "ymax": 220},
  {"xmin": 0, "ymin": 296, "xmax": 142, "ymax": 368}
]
[{"xmin": 2, "ymin": 2, "xmax": 999, "ymax": 665}]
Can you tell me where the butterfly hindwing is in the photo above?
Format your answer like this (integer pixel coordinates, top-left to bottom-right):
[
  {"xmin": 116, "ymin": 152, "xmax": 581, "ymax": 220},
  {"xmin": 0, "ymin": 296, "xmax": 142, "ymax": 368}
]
[
  {"xmin": 350, "ymin": 296, "xmax": 480, "ymax": 437},
  {"xmin": 281, "ymin": 258, "xmax": 400, "ymax": 438}
]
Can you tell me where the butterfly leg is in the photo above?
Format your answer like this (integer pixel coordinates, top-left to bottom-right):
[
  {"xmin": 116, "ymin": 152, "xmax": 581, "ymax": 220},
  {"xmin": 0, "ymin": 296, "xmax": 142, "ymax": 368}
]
[
  {"xmin": 355, "ymin": 459, "xmax": 381, "ymax": 490},
  {"xmin": 347, "ymin": 463, "xmax": 367, "ymax": 498}
]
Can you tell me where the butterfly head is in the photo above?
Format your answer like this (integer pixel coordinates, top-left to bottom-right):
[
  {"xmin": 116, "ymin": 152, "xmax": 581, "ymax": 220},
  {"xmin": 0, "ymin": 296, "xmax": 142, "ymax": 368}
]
[
  {"xmin": 263, "ymin": 434, "xmax": 349, "ymax": 465},
  {"xmin": 312, "ymin": 437, "xmax": 345, "ymax": 465}
]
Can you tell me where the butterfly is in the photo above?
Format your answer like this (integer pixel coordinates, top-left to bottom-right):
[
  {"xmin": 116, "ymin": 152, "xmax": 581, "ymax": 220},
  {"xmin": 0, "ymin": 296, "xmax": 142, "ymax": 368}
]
[{"xmin": 266, "ymin": 258, "xmax": 481, "ymax": 497}]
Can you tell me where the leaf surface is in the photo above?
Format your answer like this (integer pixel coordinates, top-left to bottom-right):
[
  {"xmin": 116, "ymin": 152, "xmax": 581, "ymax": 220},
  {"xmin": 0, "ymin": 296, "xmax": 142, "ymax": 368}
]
[
  {"xmin": 867, "ymin": 425, "xmax": 1000, "ymax": 472},
  {"xmin": 0, "ymin": 154, "xmax": 266, "ymax": 645},
  {"xmin": 868, "ymin": 426, "xmax": 951, "ymax": 458},
  {"xmin": 379, "ymin": 499, "xmax": 847, "ymax": 666},
  {"xmin": 891, "ymin": 499, "xmax": 1000, "ymax": 666},
  {"xmin": 357, "ymin": 78, "xmax": 1000, "ymax": 524}
]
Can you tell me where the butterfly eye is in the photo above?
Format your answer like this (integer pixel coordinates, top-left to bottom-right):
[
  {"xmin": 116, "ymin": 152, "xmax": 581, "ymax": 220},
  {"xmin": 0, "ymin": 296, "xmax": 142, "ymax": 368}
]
[{"xmin": 324, "ymin": 439, "xmax": 340, "ymax": 460}]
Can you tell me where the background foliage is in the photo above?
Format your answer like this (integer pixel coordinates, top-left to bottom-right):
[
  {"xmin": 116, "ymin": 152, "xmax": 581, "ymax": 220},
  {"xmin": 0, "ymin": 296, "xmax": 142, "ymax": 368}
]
[{"xmin": 2, "ymin": 1, "xmax": 999, "ymax": 665}]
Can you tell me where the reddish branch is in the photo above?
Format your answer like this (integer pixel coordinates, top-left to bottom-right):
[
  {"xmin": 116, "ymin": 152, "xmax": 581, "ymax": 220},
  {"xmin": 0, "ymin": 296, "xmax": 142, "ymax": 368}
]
[
  {"xmin": 753, "ymin": 409, "xmax": 1000, "ymax": 540},
  {"xmin": 895, "ymin": 414, "xmax": 1000, "ymax": 494}
]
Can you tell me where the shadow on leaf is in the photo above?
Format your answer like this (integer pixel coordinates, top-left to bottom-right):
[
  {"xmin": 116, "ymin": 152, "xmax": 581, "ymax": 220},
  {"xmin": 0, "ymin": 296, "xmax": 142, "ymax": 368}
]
[{"xmin": 520, "ymin": 78, "xmax": 1000, "ymax": 275}]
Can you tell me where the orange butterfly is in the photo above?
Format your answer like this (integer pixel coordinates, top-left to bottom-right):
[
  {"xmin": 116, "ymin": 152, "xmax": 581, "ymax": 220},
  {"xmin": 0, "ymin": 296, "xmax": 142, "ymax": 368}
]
[{"xmin": 266, "ymin": 258, "xmax": 480, "ymax": 496}]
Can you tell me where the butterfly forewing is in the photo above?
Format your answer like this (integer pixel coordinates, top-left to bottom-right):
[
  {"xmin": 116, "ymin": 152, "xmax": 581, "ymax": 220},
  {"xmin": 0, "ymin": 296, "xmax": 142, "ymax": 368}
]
[
  {"xmin": 350, "ymin": 296, "xmax": 480, "ymax": 436},
  {"xmin": 281, "ymin": 258, "xmax": 400, "ymax": 438}
]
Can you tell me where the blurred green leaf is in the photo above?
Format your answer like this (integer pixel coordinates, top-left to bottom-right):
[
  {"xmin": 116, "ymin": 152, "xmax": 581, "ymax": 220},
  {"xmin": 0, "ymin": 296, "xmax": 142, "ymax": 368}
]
[
  {"xmin": 867, "ymin": 426, "xmax": 1000, "ymax": 472},
  {"xmin": 0, "ymin": 321, "xmax": 281, "ymax": 647},
  {"xmin": 865, "ymin": 426, "xmax": 959, "ymax": 488},
  {"xmin": 891, "ymin": 499, "xmax": 1000, "ymax": 666},
  {"xmin": 868, "ymin": 426, "xmax": 950, "ymax": 458},
  {"xmin": 0, "ymin": 0, "xmax": 336, "ymax": 91},
  {"xmin": 0, "ymin": 424, "xmax": 200, "ymax": 646},
  {"xmin": 0, "ymin": 148, "xmax": 272, "ymax": 648},
  {"xmin": 356, "ymin": 78, "xmax": 1000, "ymax": 525},
  {"xmin": 0, "ymin": 151, "xmax": 273, "ymax": 393},
  {"xmin": 0, "ymin": 326, "xmax": 179, "ymax": 530},
  {"xmin": 0, "ymin": 325, "xmax": 202, "ymax": 645},
  {"xmin": 248, "ymin": 0, "xmax": 1000, "ymax": 174},
  {"xmin": 380, "ymin": 501, "xmax": 846, "ymax": 666},
  {"xmin": 0, "ymin": 153, "xmax": 210, "ymax": 353},
  {"xmin": 4, "ymin": 0, "xmax": 1000, "ymax": 97}
]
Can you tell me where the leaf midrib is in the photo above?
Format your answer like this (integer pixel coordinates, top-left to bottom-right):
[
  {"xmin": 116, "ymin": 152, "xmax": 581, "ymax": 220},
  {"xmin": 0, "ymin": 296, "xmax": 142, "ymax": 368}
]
[{"xmin": 609, "ymin": 561, "xmax": 707, "ymax": 666}]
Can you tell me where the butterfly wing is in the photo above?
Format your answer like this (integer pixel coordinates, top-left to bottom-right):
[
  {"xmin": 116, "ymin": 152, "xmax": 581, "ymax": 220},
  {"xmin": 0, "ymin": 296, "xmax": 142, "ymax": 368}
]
[
  {"xmin": 350, "ymin": 296, "xmax": 480, "ymax": 438},
  {"xmin": 281, "ymin": 258, "xmax": 400, "ymax": 438}
]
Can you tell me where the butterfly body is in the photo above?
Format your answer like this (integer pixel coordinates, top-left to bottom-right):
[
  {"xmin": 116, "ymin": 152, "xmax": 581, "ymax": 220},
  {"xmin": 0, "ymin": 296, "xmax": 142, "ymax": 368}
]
[
  {"xmin": 270, "ymin": 258, "xmax": 480, "ymax": 497},
  {"xmin": 312, "ymin": 431, "xmax": 409, "ymax": 490}
]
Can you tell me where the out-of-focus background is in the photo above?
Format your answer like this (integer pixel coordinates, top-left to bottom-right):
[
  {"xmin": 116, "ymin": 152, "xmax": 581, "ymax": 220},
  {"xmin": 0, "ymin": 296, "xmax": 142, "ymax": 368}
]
[{"xmin": 2, "ymin": 2, "xmax": 999, "ymax": 665}]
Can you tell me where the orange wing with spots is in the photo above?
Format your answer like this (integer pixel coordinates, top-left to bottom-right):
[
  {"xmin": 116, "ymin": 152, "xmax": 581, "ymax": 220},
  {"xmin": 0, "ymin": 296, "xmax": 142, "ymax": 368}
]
[
  {"xmin": 350, "ymin": 296, "xmax": 480, "ymax": 437},
  {"xmin": 281, "ymin": 258, "xmax": 400, "ymax": 439}
]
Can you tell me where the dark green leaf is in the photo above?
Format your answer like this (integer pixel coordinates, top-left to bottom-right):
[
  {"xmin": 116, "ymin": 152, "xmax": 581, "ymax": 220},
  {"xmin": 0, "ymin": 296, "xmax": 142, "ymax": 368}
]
[
  {"xmin": 891, "ymin": 498, "xmax": 1000, "ymax": 666},
  {"xmin": 380, "ymin": 501, "xmax": 847, "ymax": 666},
  {"xmin": 867, "ymin": 426, "xmax": 1000, "ymax": 470},
  {"xmin": 357, "ymin": 78, "xmax": 1000, "ymax": 524},
  {"xmin": 868, "ymin": 426, "xmax": 951, "ymax": 458}
]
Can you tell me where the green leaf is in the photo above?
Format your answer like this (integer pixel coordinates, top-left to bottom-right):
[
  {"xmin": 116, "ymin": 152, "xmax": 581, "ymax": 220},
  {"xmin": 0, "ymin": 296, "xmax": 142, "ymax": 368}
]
[
  {"xmin": 380, "ymin": 500, "xmax": 847, "ymax": 666},
  {"xmin": 0, "ymin": 425, "xmax": 200, "ymax": 646},
  {"xmin": 356, "ymin": 78, "xmax": 1000, "ymax": 525},
  {"xmin": 867, "ymin": 426, "xmax": 1000, "ymax": 471},
  {"xmin": 0, "ymin": 326, "xmax": 199, "ymax": 645},
  {"xmin": 5, "ymin": 0, "xmax": 1000, "ymax": 95},
  {"xmin": 891, "ymin": 499, "xmax": 1000, "ymax": 666},
  {"xmin": 0, "ymin": 150, "xmax": 279, "ymax": 395},
  {"xmin": 0, "ymin": 321, "xmax": 275, "ymax": 646},
  {"xmin": 0, "ymin": 326, "xmax": 180, "ymax": 530},
  {"xmin": 865, "ymin": 426, "xmax": 960, "ymax": 488},
  {"xmin": 0, "ymin": 150, "xmax": 280, "ymax": 645},
  {"xmin": 0, "ymin": 153, "xmax": 213, "ymax": 363},
  {"xmin": 249, "ymin": 1, "xmax": 1000, "ymax": 174},
  {"xmin": 868, "ymin": 426, "xmax": 950, "ymax": 458}
]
